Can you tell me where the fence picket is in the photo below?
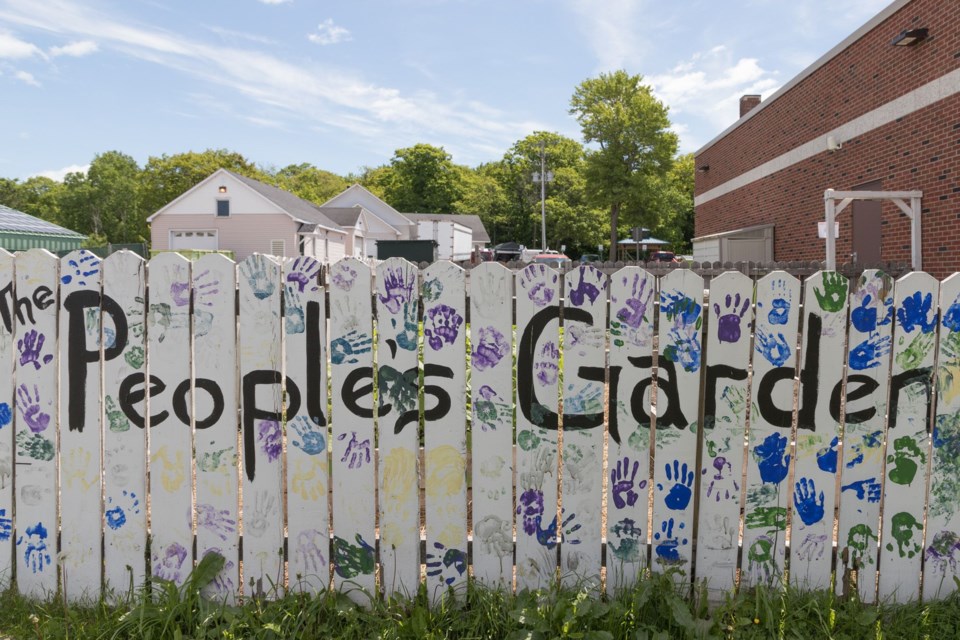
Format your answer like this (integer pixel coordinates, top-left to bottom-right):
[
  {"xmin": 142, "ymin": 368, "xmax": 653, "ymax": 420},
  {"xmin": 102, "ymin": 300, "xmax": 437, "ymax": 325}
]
[
  {"xmin": 651, "ymin": 269, "xmax": 704, "ymax": 582},
  {"xmin": 791, "ymin": 271, "xmax": 848, "ymax": 590},
  {"xmin": 194, "ymin": 254, "xmax": 240, "ymax": 601},
  {"xmin": 836, "ymin": 269, "xmax": 893, "ymax": 602},
  {"xmin": 560, "ymin": 266, "xmax": 607, "ymax": 588},
  {"xmin": 14, "ymin": 249, "xmax": 59, "ymax": 598},
  {"xmin": 329, "ymin": 259, "xmax": 377, "ymax": 601},
  {"xmin": 374, "ymin": 258, "xmax": 421, "ymax": 598},
  {"xmin": 422, "ymin": 261, "xmax": 468, "ymax": 599},
  {"xmin": 606, "ymin": 267, "xmax": 656, "ymax": 595},
  {"xmin": 58, "ymin": 249, "xmax": 104, "ymax": 600},
  {"xmin": 0, "ymin": 249, "xmax": 14, "ymax": 590},
  {"xmin": 878, "ymin": 271, "xmax": 937, "ymax": 602},
  {"xmin": 147, "ymin": 252, "xmax": 195, "ymax": 588},
  {"xmin": 515, "ymin": 263, "xmax": 561, "ymax": 590},
  {"xmin": 101, "ymin": 251, "xmax": 148, "ymax": 600},
  {"xmin": 924, "ymin": 273, "xmax": 960, "ymax": 600},
  {"xmin": 697, "ymin": 271, "xmax": 753, "ymax": 595},
  {"xmin": 469, "ymin": 262, "xmax": 515, "ymax": 589},
  {"xmin": 238, "ymin": 254, "xmax": 284, "ymax": 598}
]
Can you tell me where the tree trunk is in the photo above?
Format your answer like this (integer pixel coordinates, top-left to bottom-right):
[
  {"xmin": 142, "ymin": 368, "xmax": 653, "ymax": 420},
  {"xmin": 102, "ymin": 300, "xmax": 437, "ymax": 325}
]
[{"xmin": 608, "ymin": 202, "xmax": 620, "ymax": 262}]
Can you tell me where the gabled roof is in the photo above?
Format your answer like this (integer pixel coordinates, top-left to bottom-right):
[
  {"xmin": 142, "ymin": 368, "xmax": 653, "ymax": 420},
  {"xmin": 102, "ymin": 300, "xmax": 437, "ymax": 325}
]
[
  {"xmin": 404, "ymin": 213, "xmax": 491, "ymax": 243},
  {"xmin": 226, "ymin": 171, "xmax": 342, "ymax": 232},
  {"xmin": 318, "ymin": 206, "xmax": 363, "ymax": 227},
  {"xmin": 320, "ymin": 184, "xmax": 413, "ymax": 230},
  {"xmin": 0, "ymin": 204, "xmax": 85, "ymax": 237}
]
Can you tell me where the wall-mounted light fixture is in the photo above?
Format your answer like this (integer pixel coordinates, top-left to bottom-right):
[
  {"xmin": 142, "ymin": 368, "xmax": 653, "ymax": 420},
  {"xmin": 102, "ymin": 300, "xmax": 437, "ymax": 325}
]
[
  {"xmin": 891, "ymin": 27, "xmax": 928, "ymax": 46},
  {"xmin": 827, "ymin": 135, "xmax": 842, "ymax": 152},
  {"xmin": 218, "ymin": 185, "xmax": 228, "ymax": 193},
  {"xmin": 697, "ymin": 165, "xmax": 710, "ymax": 173}
]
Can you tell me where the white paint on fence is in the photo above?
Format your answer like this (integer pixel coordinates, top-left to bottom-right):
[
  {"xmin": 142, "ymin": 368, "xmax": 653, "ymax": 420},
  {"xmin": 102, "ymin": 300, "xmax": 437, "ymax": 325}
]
[
  {"xmin": 697, "ymin": 271, "xmax": 753, "ymax": 594},
  {"xmin": 925, "ymin": 273, "xmax": 960, "ymax": 600},
  {"xmin": 284, "ymin": 256, "xmax": 329, "ymax": 596},
  {"xmin": 0, "ymin": 249, "xmax": 14, "ymax": 591},
  {"xmin": 375, "ymin": 258, "xmax": 420, "ymax": 597},
  {"xmin": 238, "ymin": 254, "xmax": 284, "ymax": 598},
  {"xmin": 791, "ymin": 271, "xmax": 848, "ymax": 591},
  {"xmin": 194, "ymin": 254, "xmax": 240, "ymax": 601},
  {"xmin": 515, "ymin": 263, "xmax": 561, "ymax": 591},
  {"xmin": 101, "ymin": 251, "xmax": 148, "ymax": 600},
  {"xmin": 836, "ymin": 270, "xmax": 893, "ymax": 602},
  {"xmin": 560, "ymin": 266, "xmax": 607, "ymax": 588},
  {"xmin": 606, "ymin": 267, "xmax": 655, "ymax": 595},
  {"xmin": 14, "ymin": 249, "xmax": 59, "ymax": 598},
  {"xmin": 147, "ymin": 252, "xmax": 194, "ymax": 588},
  {"xmin": 469, "ymin": 262, "xmax": 515, "ymax": 589},
  {"xmin": 59, "ymin": 249, "xmax": 103, "ymax": 600},
  {"xmin": 741, "ymin": 271, "xmax": 801, "ymax": 588},
  {"xmin": 422, "ymin": 261, "xmax": 468, "ymax": 599},
  {"xmin": 878, "ymin": 271, "xmax": 937, "ymax": 603},
  {"xmin": 651, "ymin": 269, "xmax": 703, "ymax": 581},
  {"xmin": 329, "ymin": 259, "xmax": 377, "ymax": 600}
]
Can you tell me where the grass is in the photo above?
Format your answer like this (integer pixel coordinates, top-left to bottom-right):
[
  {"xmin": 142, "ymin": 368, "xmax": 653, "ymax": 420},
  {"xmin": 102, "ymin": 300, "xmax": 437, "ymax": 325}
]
[{"xmin": 2, "ymin": 557, "xmax": 960, "ymax": 639}]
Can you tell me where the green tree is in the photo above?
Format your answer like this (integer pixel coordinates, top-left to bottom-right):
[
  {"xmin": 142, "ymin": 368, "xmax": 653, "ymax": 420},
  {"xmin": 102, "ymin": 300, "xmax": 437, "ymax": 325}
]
[
  {"xmin": 381, "ymin": 144, "xmax": 463, "ymax": 213},
  {"xmin": 271, "ymin": 163, "xmax": 349, "ymax": 205},
  {"xmin": 650, "ymin": 153, "xmax": 695, "ymax": 254},
  {"xmin": 453, "ymin": 166, "xmax": 511, "ymax": 244},
  {"xmin": 139, "ymin": 149, "xmax": 264, "ymax": 218},
  {"xmin": 12, "ymin": 176, "xmax": 64, "ymax": 223},
  {"xmin": 59, "ymin": 151, "xmax": 142, "ymax": 242},
  {"xmin": 570, "ymin": 70, "xmax": 678, "ymax": 261}
]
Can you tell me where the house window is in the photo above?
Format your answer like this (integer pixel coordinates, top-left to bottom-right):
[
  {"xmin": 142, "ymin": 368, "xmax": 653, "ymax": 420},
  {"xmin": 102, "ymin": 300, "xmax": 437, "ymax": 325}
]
[
  {"xmin": 270, "ymin": 240, "xmax": 285, "ymax": 257},
  {"xmin": 216, "ymin": 200, "xmax": 230, "ymax": 217}
]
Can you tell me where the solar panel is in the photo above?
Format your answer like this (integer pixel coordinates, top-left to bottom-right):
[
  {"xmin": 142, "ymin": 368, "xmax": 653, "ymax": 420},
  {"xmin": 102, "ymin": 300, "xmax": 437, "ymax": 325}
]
[{"xmin": 0, "ymin": 204, "xmax": 84, "ymax": 236}]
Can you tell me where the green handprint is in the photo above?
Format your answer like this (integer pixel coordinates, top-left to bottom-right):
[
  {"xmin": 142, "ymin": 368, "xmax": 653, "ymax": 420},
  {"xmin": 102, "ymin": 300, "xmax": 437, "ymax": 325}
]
[
  {"xmin": 887, "ymin": 436, "xmax": 925, "ymax": 485},
  {"xmin": 744, "ymin": 506, "xmax": 787, "ymax": 531},
  {"xmin": 846, "ymin": 524, "xmax": 878, "ymax": 565},
  {"xmin": 517, "ymin": 429, "xmax": 542, "ymax": 451},
  {"xmin": 16, "ymin": 431, "xmax": 55, "ymax": 461},
  {"xmin": 896, "ymin": 331, "xmax": 935, "ymax": 370},
  {"xmin": 124, "ymin": 345, "xmax": 145, "ymax": 369},
  {"xmin": 813, "ymin": 272, "xmax": 848, "ymax": 313},
  {"xmin": 105, "ymin": 395, "xmax": 130, "ymax": 432},
  {"xmin": 886, "ymin": 511, "xmax": 923, "ymax": 559}
]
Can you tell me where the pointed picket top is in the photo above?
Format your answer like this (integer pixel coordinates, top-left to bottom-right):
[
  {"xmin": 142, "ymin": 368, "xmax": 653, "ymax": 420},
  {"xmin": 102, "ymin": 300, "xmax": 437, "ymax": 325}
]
[
  {"xmin": 0, "ymin": 249, "xmax": 14, "ymax": 592},
  {"xmin": 606, "ymin": 266, "xmax": 656, "ymax": 595},
  {"xmin": 469, "ymin": 261, "xmax": 515, "ymax": 589},
  {"xmin": 697, "ymin": 270, "xmax": 753, "ymax": 596}
]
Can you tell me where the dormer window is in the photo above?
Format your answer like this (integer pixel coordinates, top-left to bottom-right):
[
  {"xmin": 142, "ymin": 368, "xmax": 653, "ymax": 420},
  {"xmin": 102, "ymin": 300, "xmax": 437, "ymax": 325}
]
[{"xmin": 216, "ymin": 199, "xmax": 230, "ymax": 217}]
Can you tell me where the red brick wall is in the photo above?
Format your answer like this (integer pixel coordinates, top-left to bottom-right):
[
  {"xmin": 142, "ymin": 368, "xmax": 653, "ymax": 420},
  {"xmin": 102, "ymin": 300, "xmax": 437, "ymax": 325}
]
[{"xmin": 695, "ymin": 0, "xmax": 960, "ymax": 276}]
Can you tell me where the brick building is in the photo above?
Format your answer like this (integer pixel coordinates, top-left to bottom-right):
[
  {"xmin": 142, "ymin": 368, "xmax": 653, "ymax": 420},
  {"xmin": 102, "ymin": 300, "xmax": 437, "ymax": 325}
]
[{"xmin": 693, "ymin": 0, "xmax": 959, "ymax": 277}]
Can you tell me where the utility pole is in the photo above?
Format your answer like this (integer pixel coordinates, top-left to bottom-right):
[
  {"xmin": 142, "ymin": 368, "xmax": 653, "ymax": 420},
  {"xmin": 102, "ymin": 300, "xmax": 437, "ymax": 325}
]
[{"xmin": 532, "ymin": 141, "xmax": 553, "ymax": 250}]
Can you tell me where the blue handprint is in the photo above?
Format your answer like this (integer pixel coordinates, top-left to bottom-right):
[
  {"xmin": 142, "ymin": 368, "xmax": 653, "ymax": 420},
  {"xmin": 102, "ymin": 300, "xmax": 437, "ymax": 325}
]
[
  {"xmin": 61, "ymin": 252, "xmax": 100, "ymax": 286},
  {"xmin": 0, "ymin": 402, "xmax": 11, "ymax": 429},
  {"xmin": 851, "ymin": 293, "xmax": 892, "ymax": 333},
  {"xmin": 330, "ymin": 330, "xmax": 372, "ymax": 364},
  {"xmin": 841, "ymin": 478, "xmax": 882, "ymax": 503},
  {"xmin": 794, "ymin": 478, "xmax": 825, "ymax": 526},
  {"xmin": 105, "ymin": 490, "xmax": 141, "ymax": 530},
  {"xmin": 845, "ymin": 430, "xmax": 882, "ymax": 468},
  {"xmin": 286, "ymin": 257, "xmax": 321, "ymax": 293},
  {"xmin": 897, "ymin": 291, "xmax": 936, "ymax": 334},
  {"xmin": 659, "ymin": 460, "xmax": 694, "ymax": 510},
  {"xmin": 0, "ymin": 508, "xmax": 11, "ymax": 542},
  {"xmin": 849, "ymin": 334, "xmax": 891, "ymax": 370},
  {"xmin": 943, "ymin": 296, "xmax": 960, "ymax": 332},
  {"xmin": 425, "ymin": 542, "xmax": 467, "ymax": 585},
  {"xmin": 816, "ymin": 436, "xmax": 838, "ymax": 473},
  {"xmin": 762, "ymin": 278, "xmax": 791, "ymax": 326},
  {"xmin": 755, "ymin": 328, "xmax": 791, "ymax": 366},
  {"xmin": 285, "ymin": 286, "xmax": 305, "ymax": 335},
  {"xmin": 18, "ymin": 522, "xmax": 52, "ymax": 574},
  {"xmin": 661, "ymin": 291, "xmax": 702, "ymax": 327},
  {"xmin": 290, "ymin": 416, "xmax": 327, "ymax": 455},
  {"xmin": 662, "ymin": 328, "xmax": 701, "ymax": 372},
  {"xmin": 754, "ymin": 432, "xmax": 790, "ymax": 485},
  {"xmin": 240, "ymin": 254, "xmax": 277, "ymax": 300},
  {"xmin": 653, "ymin": 518, "xmax": 687, "ymax": 564}
]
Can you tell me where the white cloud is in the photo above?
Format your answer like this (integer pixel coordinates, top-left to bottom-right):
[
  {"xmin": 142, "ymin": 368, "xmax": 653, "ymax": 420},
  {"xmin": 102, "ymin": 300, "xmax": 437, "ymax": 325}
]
[
  {"xmin": 0, "ymin": 31, "xmax": 42, "ymax": 58},
  {"xmin": 258, "ymin": 0, "xmax": 291, "ymax": 4},
  {"xmin": 564, "ymin": 0, "xmax": 647, "ymax": 70},
  {"xmin": 307, "ymin": 19, "xmax": 351, "ymax": 46},
  {"xmin": 33, "ymin": 163, "xmax": 88, "ymax": 181},
  {"xmin": 49, "ymin": 39, "xmax": 98, "ymax": 57},
  {"xmin": 14, "ymin": 70, "xmax": 40, "ymax": 86}
]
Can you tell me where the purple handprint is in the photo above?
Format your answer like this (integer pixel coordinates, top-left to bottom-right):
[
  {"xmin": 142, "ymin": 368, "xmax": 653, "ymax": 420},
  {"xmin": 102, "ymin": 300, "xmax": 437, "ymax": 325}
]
[
  {"xmin": 153, "ymin": 542, "xmax": 189, "ymax": 583},
  {"xmin": 17, "ymin": 384, "xmax": 50, "ymax": 433},
  {"xmin": 196, "ymin": 503, "xmax": 237, "ymax": 541},
  {"xmin": 615, "ymin": 273, "xmax": 653, "ymax": 329},
  {"xmin": 520, "ymin": 264, "xmax": 557, "ymax": 308},
  {"xmin": 257, "ymin": 420, "xmax": 282, "ymax": 463},
  {"xmin": 287, "ymin": 257, "xmax": 321, "ymax": 293},
  {"xmin": 703, "ymin": 456, "xmax": 740, "ymax": 502},
  {"xmin": 378, "ymin": 265, "xmax": 416, "ymax": 314},
  {"xmin": 611, "ymin": 456, "xmax": 644, "ymax": 509},
  {"xmin": 331, "ymin": 262, "xmax": 358, "ymax": 291},
  {"xmin": 535, "ymin": 340, "xmax": 560, "ymax": 386},
  {"xmin": 517, "ymin": 488, "xmax": 545, "ymax": 536},
  {"xmin": 193, "ymin": 269, "xmax": 222, "ymax": 307},
  {"xmin": 568, "ymin": 267, "xmax": 602, "ymax": 306},
  {"xmin": 714, "ymin": 293, "xmax": 750, "ymax": 343},
  {"xmin": 338, "ymin": 431, "xmax": 371, "ymax": 469},
  {"xmin": 472, "ymin": 326, "xmax": 509, "ymax": 371},
  {"xmin": 170, "ymin": 280, "xmax": 191, "ymax": 308},
  {"xmin": 424, "ymin": 304, "xmax": 463, "ymax": 350},
  {"xmin": 17, "ymin": 329, "xmax": 53, "ymax": 370}
]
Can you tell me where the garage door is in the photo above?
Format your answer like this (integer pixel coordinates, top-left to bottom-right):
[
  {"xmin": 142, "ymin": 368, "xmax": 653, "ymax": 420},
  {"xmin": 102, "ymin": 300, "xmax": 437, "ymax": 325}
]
[{"xmin": 170, "ymin": 230, "xmax": 218, "ymax": 251}]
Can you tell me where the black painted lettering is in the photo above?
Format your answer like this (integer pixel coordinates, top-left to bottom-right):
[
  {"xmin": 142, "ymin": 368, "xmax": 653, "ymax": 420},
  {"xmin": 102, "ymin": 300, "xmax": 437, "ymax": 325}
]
[
  {"xmin": 342, "ymin": 367, "xmax": 376, "ymax": 420},
  {"xmin": 832, "ymin": 375, "xmax": 879, "ymax": 425},
  {"xmin": 796, "ymin": 312, "xmax": 822, "ymax": 432},
  {"xmin": 305, "ymin": 300, "xmax": 327, "ymax": 426},
  {"xmin": 172, "ymin": 378, "xmax": 228, "ymax": 430},
  {"xmin": 242, "ymin": 369, "xmax": 293, "ymax": 482},
  {"xmin": 703, "ymin": 364, "xmax": 749, "ymax": 430},
  {"xmin": 0, "ymin": 281, "xmax": 13, "ymax": 333},
  {"xmin": 118, "ymin": 373, "xmax": 166, "ymax": 429},
  {"xmin": 888, "ymin": 367, "xmax": 933, "ymax": 431},
  {"xmin": 627, "ymin": 355, "xmax": 687, "ymax": 429},
  {"xmin": 755, "ymin": 367, "xmax": 795, "ymax": 429}
]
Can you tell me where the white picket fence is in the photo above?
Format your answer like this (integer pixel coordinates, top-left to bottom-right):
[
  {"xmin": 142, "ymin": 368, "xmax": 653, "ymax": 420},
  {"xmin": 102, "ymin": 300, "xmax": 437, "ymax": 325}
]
[{"xmin": 1, "ymin": 248, "xmax": 960, "ymax": 605}]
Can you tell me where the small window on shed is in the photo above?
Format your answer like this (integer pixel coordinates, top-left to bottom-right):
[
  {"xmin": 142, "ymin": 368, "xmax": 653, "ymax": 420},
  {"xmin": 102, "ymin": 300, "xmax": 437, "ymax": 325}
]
[
  {"xmin": 271, "ymin": 240, "xmax": 285, "ymax": 257},
  {"xmin": 216, "ymin": 200, "xmax": 230, "ymax": 217}
]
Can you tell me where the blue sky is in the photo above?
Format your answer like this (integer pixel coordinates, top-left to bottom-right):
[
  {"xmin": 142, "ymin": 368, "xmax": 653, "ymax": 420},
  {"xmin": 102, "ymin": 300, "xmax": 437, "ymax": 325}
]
[{"xmin": 0, "ymin": 0, "xmax": 891, "ymax": 181}]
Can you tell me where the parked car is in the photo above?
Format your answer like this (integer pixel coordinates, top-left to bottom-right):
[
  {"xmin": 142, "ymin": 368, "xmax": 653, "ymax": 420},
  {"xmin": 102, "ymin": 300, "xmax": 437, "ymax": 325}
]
[
  {"xmin": 531, "ymin": 252, "xmax": 572, "ymax": 269},
  {"xmin": 649, "ymin": 251, "xmax": 680, "ymax": 263},
  {"xmin": 579, "ymin": 253, "xmax": 601, "ymax": 264}
]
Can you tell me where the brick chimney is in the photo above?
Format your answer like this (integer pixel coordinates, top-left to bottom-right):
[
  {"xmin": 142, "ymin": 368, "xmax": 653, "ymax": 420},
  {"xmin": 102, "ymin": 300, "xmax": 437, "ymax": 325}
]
[{"xmin": 740, "ymin": 94, "xmax": 761, "ymax": 118}]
